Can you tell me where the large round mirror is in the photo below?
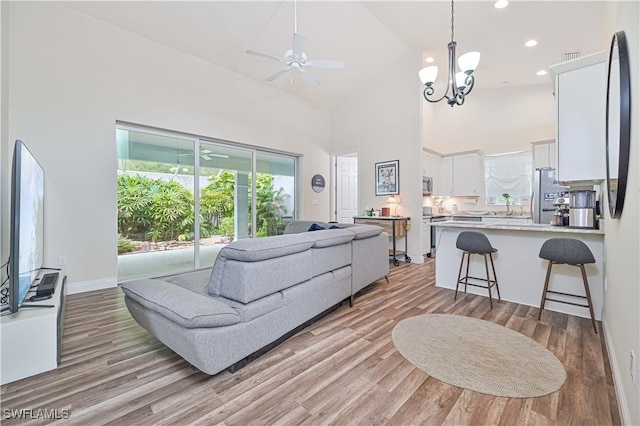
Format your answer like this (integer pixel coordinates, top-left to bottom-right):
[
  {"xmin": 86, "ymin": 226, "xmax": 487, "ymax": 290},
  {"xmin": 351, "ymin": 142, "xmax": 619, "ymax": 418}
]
[{"xmin": 605, "ymin": 31, "xmax": 631, "ymax": 219}]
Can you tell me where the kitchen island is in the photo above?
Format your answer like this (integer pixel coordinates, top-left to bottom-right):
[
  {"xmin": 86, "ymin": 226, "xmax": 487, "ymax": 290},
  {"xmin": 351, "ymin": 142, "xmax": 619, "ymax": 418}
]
[{"xmin": 432, "ymin": 221, "xmax": 604, "ymax": 319}]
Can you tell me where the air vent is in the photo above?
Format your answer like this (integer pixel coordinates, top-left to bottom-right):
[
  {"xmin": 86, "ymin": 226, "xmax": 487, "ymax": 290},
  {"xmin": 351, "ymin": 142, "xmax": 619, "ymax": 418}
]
[{"xmin": 563, "ymin": 51, "xmax": 581, "ymax": 61}]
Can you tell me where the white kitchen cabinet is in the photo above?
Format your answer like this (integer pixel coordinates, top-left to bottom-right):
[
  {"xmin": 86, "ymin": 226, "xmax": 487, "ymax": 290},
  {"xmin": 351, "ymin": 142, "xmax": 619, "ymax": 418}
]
[
  {"xmin": 532, "ymin": 140, "xmax": 557, "ymax": 169},
  {"xmin": 550, "ymin": 52, "xmax": 607, "ymax": 184},
  {"xmin": 422, "ymin": 218, "xmax": 431, "ymax": 255},
  {"xmin": 439, "ymin": 156, "xmax": 453, "ymax": 196},
  {"xmin": 438, "ymin": 152, "xmax": 482, "ymax": 197},
  {"xmin": 453, "ymin": 152, "xmax": 482, "ymax": 196}
]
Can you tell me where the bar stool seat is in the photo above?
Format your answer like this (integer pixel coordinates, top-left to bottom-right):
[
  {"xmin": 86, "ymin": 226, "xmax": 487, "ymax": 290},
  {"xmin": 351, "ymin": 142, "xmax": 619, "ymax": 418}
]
[
  {"xmin": 455, "ymin": 231, "xmax": 501, "ymax": 308},
  {"xmin": 538, "ymin": 238, "xmax": 597, "ymax": 334}
]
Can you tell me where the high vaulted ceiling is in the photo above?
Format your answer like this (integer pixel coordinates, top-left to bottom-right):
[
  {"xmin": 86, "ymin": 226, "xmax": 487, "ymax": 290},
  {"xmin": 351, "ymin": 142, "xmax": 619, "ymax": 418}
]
[{"xmin": 58, "ymin": 1, "xmax": 607, "ymax": 107}]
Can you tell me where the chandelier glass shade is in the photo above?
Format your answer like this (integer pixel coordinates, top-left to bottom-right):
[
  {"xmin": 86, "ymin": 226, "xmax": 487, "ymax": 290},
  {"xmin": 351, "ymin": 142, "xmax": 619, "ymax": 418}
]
[{"xmin": 419, "ymin": 1, "xmax": 480, "ymax": 107}]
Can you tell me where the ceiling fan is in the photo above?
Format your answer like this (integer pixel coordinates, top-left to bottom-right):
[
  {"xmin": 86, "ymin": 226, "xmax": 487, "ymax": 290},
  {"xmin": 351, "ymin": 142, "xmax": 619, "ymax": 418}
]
[{"xmin": 246, "ymin": 2, "xmax": 344, "ymax": 88}]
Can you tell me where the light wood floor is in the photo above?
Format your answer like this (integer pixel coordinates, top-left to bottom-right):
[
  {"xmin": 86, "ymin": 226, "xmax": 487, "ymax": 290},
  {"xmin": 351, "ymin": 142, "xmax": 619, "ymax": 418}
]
[{"xmin": 1, "ymin": 259, "xmax": 621, "ymax": 425}]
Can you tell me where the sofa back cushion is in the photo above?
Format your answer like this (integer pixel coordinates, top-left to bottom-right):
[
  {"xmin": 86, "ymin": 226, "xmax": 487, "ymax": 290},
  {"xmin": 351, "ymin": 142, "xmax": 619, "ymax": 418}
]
[{"xmin": 208, "ymin": 234, "xmax": 315, "ymax": 303}]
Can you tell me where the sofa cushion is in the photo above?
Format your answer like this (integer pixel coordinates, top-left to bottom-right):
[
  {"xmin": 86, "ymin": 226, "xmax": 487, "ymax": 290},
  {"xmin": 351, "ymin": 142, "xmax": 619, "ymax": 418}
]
[
  {"xmin": 217, "ymin": 233, "xmax": 314, "ymax": 262},
  {"xmin": 345, "ymin": 224, "xmax": 384, "ymax": 239},
  {"xmin": 208, "ymin": 234, "xmax": 314, "ymax": 298},
  {"xmin": 305, "ymin": 228, "xmax": 354, "ymax": 248},
  {"xmin": 121, "ymin": 279, "xmax": 240, "ymax": 328},
  {"xmin": 213, "ymin": 250, "xmax": 313, "ymax": 303}
]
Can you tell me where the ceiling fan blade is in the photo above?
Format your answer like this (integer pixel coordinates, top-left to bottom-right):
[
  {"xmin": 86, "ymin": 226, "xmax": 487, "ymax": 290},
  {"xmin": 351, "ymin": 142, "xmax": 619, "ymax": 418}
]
[
  {"xmin": 297, "ymin": 67, "xmax": 320, "ymax": 88},
  {"xmin": 246, "ymin": 49, "xmax": 285, "ymax": 63},
  {"xmin": 292, "ymin": 33, "xmax": 306, "ymax": 58},
  {"xmin": 265, "ymin": 66, "xmax": 292, "ymax": 82},
  {"xmin": 306, "ymin": 59, "xmax": 344, "ymax": 69}
]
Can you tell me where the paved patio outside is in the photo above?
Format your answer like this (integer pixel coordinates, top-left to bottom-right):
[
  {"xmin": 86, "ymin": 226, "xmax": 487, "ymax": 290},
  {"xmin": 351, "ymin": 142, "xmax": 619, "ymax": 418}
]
[{"xmin": 117, "ymin": 244, "xmax": 226, "ymax": 282}]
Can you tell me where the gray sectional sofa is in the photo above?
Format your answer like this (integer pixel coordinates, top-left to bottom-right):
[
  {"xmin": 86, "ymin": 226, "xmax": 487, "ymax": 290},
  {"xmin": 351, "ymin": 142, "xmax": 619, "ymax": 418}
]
[{"xmin": 120, "ymin": 221, "xmax": 389, "ymax": 375}]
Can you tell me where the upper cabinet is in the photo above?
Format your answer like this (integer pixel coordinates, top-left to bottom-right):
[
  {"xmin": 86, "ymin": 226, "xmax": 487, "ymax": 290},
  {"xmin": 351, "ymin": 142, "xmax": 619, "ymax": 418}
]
[
  {"xmin": 532, "ymin": 140, "xmax": 557, "ymax": 170},
  {"xmin": 422, "ymin": 150, "xmax": 441, "ymax": 195},
  {"xmin": 550, "ymin": 52, "xmax": 607, "ymax": 184},
  {"xmin": 439, "ymin": 151, "xmax": 482, "ymax": 197}
]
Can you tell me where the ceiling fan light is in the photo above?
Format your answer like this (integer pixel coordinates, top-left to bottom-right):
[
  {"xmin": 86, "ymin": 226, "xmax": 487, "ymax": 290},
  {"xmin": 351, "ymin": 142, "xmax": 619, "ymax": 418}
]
[
  {"xmin": 458, "ymin": 51, "xmax": 480, "ymax": 73},
  {"xmin": 419, "ymin": 66, "xmax": 438, "ymax": 85}
]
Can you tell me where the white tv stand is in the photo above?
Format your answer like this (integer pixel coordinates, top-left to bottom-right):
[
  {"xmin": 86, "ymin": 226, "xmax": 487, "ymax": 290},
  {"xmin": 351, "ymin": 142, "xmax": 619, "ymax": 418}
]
[{"xmin": 1, "ymin": 271, "xmax": 67, "ymax": 385}]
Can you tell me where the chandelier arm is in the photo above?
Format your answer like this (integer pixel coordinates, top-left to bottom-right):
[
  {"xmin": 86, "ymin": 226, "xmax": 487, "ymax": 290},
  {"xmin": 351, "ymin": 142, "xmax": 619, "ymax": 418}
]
[
  {"xmin": 462, "ymin": 74, "xmax": 475, "ymax": 95},
  {"xmin": 423, "ymin": 86, "xmax": 452, "ymax": 104}
]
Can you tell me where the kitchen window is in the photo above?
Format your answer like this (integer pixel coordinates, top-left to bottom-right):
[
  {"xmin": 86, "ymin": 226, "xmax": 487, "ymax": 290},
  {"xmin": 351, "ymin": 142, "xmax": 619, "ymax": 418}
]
[{"xmin": 484, "ymin": 151, "xmax": 533, "ymax": 205}]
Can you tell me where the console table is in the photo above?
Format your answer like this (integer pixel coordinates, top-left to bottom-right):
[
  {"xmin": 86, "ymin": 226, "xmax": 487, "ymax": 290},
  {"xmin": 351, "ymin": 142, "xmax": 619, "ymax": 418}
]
[
  {"xmin": 353, "ymin": 216, "xmax": 411, "ymax": 266},
  {"xmin": 1, "ymin": 272, "xmax": 67, "ymax": 385}
]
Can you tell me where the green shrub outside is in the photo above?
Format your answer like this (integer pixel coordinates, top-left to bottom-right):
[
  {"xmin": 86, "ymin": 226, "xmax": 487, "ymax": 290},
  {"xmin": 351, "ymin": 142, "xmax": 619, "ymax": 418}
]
[{"xmin": 117, "ymin": 171, "xmax": 289, "ymax": 243}]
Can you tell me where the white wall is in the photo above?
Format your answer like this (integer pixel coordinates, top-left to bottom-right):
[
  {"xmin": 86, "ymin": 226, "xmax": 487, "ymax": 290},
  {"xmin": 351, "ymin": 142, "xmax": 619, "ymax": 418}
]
[
  {"xmin": 423, "ymin": 83, "xmax": 556, "ymax": 155},
  {"xmin": 602, "ymin": 2, "xmax": 640, "ymax": 424},
  {"xmin": 2, "ymin": 2, "xmax": 333, "ymax": 291},
  {"xmin": 331, "ymin": 51, "xmax": 423, "ymax": 262},
  {"xmin": 1, "ymin": 2, "xmax": 9, "ymax": 267}
]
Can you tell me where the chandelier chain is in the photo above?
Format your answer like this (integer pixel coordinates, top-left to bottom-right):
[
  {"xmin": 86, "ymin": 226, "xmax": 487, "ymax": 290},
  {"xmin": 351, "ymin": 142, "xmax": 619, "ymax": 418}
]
[{"xmin": 450, "ymin": 0, "xmax": 455, "ymax": 43}]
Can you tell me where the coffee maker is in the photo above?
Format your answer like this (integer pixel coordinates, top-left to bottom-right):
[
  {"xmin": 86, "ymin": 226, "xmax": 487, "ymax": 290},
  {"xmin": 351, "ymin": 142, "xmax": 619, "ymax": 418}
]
[
  {"xmin": 552, "ymin": 196, "xmax": 570, "ymax": 226},
  {"xmin": 569, "ymin": 190, "xmax": 597, "ymax": 228}
]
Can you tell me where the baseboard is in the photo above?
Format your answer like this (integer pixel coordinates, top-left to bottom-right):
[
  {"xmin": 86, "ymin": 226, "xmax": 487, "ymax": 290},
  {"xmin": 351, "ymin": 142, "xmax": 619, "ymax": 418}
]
[
  {"xmin": 602, "ymin": 313, "xmax": 631, "ymax": 425},
  {"xmin": 66, "ymin": 277, "xmax": 117, "ymax": 295}
]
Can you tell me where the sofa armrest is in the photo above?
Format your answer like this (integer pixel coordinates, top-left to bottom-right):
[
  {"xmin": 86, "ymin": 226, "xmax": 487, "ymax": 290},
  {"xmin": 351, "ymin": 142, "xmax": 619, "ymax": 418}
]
[{"xmin": 121, "ymin": 279, "xmax": 240, "ymax": 328}]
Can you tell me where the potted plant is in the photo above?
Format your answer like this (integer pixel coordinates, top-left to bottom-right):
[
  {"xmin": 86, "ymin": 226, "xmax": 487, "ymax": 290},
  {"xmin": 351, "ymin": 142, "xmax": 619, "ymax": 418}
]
[{"xmin": 502, "ymin": 193, "xmax": 512, "ymax": 215}]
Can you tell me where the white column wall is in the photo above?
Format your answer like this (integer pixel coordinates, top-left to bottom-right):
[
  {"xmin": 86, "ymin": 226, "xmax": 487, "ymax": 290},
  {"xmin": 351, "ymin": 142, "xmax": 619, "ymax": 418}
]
[
  {"xmin": 601, "ymin": 2, "xmax": 640, "ymax": 425},
  {"xmin": 331, "ymin": 51, "xmax": 424, "ymax": 263}
]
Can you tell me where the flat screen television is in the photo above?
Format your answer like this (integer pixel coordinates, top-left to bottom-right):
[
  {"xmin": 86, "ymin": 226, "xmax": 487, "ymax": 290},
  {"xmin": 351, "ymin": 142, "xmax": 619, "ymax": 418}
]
[{"xmin": 8, "ymin": 140, "xmax": 45, "ymax": 313}]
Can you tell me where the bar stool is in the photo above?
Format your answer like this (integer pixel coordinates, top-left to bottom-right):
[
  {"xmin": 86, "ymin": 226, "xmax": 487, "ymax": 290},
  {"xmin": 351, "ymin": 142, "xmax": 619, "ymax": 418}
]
[
  {"xmin": 455, "ymin": 231, "xmax": 501, "ymax": 308},
  {"xmin": 538, "ymin": 238, "xmax": 597, "ymax": 334}
]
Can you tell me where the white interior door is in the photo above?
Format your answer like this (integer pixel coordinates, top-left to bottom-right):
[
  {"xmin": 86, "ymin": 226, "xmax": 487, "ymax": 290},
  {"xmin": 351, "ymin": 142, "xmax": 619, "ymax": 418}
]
[{"xmin": 336, "ymin": 155, "xmax": 358, "ymax": 223}]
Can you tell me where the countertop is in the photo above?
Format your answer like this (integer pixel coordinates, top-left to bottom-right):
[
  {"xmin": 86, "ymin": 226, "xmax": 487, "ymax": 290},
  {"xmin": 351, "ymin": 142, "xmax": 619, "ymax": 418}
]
[
  {"xmin": 430, "ymin": 220, "xmax": 604, "ymax": 235},
  {"xmin": 429, "ymin": 211, "xmax": 532, "ymax": 219},
  {"xmin": 353, "ymin": 216, "xmax": 410, "ymax": 220}
]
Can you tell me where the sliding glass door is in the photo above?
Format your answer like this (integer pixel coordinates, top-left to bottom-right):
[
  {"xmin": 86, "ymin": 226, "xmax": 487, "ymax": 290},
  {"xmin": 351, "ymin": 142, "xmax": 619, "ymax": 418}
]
[
  {"xmin": 117, "ymin": 126, "xmax": 299, "ymax": 281},
  {"xmin": 116, "ymin": 128, "xmax": 196, "ymax": 280}
]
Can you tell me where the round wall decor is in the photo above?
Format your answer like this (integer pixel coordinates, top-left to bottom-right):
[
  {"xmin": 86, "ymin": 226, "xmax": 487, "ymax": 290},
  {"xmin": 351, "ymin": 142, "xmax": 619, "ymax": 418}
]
[{"xmin": 311, "ymin": 174, "xmax": 325, "ymax": 193}]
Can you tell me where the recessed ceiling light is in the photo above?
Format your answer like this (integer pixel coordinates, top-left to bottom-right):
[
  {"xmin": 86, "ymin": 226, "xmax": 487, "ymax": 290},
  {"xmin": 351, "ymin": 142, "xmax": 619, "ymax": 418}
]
[
  {"xmin": 425, "ymin": 57, "xmax": 434, "ymax": 63},
  {"xmin": 536, "ymin": 70, "xmax": 548, "ymax": 76},
  {"xmin": 525, "ymin": 40, "xmax": 538, "ymax": 47},
  {"xmin": 494, "ymin": 0, "xmax": 509, "ymax": 9},
  {"xmin": 500, "ymin": 80, "xmax": 511, "ymax": 87}
]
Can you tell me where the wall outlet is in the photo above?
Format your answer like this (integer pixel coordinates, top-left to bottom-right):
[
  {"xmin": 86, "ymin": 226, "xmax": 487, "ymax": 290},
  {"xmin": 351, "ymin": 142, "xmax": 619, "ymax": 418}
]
[
  {"xmin": 58, "ymin": 256, "xmax": 67, "ymax": 266},
  {"xmin": 631, "ymin": 350, "xmax": 636, "ymax": 384}
]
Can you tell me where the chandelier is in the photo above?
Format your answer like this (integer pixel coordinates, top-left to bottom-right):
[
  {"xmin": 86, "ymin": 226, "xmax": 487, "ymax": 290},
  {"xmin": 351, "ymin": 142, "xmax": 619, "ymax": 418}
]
[{"xmin": 419, "ymin": 0, "xmax": 480, "ymax": 107}]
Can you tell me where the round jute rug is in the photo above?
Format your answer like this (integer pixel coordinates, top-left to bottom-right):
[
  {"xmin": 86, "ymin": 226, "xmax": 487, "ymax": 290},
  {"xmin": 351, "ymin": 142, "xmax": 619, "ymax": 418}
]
[{"xmin": 392, "ymin": 314, "xmax": 566, "ymax": 398}]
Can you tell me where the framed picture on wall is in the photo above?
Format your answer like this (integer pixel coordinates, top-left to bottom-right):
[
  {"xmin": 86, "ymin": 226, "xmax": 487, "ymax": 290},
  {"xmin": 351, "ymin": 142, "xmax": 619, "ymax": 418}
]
[{"xmin": 375, "ymin": 160, "xmax": 399, "ymax": 196}]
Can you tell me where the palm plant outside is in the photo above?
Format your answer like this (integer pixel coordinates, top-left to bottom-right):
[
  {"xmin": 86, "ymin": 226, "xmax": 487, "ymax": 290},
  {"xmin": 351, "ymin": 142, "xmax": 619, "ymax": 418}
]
[{"xmin": 117, "ymin": 171, "xmax": 291, "ymax": 252}]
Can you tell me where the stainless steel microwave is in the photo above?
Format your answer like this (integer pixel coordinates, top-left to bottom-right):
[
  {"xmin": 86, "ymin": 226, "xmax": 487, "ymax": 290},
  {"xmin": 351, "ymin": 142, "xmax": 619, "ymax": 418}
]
[{"xmin": 422, "ymin": 176, "xmax": 433, "ymax": 195}]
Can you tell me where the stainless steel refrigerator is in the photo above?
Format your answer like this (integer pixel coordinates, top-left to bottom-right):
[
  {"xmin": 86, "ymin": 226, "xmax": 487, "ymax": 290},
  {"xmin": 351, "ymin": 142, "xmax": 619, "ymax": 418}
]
[{"xmin": 532, "ymin": 168, "xmax": 569, "ymax": 224}]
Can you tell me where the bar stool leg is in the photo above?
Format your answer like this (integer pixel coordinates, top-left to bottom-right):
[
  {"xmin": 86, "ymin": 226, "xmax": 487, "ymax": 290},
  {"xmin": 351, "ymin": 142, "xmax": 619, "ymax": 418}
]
[
  {"xmin": 483, "ymin": 254, "xmax": 493, "ymax": 309},
  {"xmin": 464, "ymin": 252, "xmax": 471, "ymax": 293},
  {"xmin": 455, "ymin": 251, "xmax": 466, "ymax": 300},
  {"xmin": 489, "ymin": 253, "xmax": 501, "ymax": 300},
  {"xmin": 538, "ymin": 261, "xmax": 553, "ymax": 320},
  {"xmin": 580, "ymin": 264, "xmax": 598, "ymax": 334}
]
